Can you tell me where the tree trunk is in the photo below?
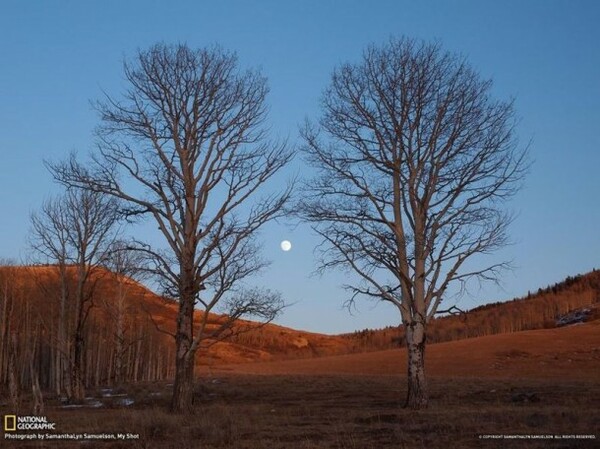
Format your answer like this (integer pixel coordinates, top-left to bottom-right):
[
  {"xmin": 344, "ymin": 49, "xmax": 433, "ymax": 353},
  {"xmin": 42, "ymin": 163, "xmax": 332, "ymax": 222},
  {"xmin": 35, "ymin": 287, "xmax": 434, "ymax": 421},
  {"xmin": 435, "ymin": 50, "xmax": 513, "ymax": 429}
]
[
  {"xmin": 115, "ymin": 329, "xmax": 124, "ymax": 385},
  {"xmin": 71, "ymin": 334, "xmax": 85, "ymax": 401},
  {"xmin": 0, "ymin": 281, "xmax": 7, "ymax": 386},
  {"xmin": 170, "ymin": 275, "xmax": 196, "ymax": 413},
  {"xmin": 8, "ymin": 334, "xmax": 20, "ymax": 412},
  {"xmin": 404, "ymin": 320, "xmax": 428, "ymax": 409},
  {"xmin": 30, "ymin": 347, "xmax": 44, "ymax": 415},
  {"xmin": 171, "ymin": 352, "xmax": 195, "ymax": 413},
  {"xmin": 94, "ymin": 339, "xmax": 101, "ymax": 386},
  {"xmin": 133, "ymin": 331, "xmax": 142, "ymax": 381},
  {"xmin": 114, "ymin": 280, "xmax": 125, "ymax": 385},
  {"xmin": 59, "ymin": 263, "xmax": 68, "ymax": 397}
]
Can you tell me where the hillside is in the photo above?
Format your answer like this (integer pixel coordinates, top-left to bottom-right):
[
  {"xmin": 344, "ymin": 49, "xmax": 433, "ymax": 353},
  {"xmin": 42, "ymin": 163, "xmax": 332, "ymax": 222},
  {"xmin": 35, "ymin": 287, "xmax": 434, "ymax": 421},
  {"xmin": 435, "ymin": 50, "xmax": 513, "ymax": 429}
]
[
  {"xmin": 213, "ymin": 320, "xmax": 600, "ymax": 381},
  {"xmin": 1, "ymin": 265, "xmax": 599, "ymax": 393},
  {"xmin": 342, "ymin": 270, "xmax": 600, "ymax": 350},
  {"xmin": 0, "ymin": 265, "xmax": 355, "ymax": 393},
  {"xmin": 105, "ymin": 267, "xmax": 600, "ymax": 359}
]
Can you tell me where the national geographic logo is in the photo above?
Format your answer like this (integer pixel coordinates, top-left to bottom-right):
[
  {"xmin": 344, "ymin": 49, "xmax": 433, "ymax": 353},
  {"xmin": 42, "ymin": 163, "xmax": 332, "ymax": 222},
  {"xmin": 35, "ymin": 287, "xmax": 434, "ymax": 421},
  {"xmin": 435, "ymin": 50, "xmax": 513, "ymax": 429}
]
[
  {"xmin": 4, "ymin": 415, "xmax": 16, "ymax": 432},
  {"xmin": 3, "ymin": 415, "xmax": 56, "ymax": 431}
]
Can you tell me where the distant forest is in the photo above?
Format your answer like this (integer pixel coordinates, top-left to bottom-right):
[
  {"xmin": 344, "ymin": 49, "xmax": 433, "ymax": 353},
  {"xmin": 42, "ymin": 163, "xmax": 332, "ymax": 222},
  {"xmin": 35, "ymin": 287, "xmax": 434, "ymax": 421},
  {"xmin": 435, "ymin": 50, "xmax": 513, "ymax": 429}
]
[
  {"xmin": 0, "ymin": 266, "xmax": 175, "ymax": 395},
  {"xmin": 343, "ymin": 270, "xmax": 600, "ymax": 350},
  {"xmin": 1, "ymin": 265, "xmax": 598, "ymax": 396}
]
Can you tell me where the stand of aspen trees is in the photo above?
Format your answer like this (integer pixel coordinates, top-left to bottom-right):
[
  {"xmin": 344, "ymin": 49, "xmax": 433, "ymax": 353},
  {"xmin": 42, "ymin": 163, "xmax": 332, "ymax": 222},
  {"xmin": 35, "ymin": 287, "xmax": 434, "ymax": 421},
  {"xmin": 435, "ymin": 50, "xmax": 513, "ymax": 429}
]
[{"xmin": 0, "ymin": 264, "xmax": 175, "ymax": 407}]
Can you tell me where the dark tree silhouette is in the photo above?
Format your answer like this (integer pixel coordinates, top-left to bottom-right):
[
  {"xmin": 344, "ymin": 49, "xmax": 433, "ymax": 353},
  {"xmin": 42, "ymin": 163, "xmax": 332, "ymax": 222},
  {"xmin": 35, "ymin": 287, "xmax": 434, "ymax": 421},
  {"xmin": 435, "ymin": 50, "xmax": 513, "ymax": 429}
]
[
  {"xmin": 48, "ymin": 44, "xmax": 292, "ymax": 413},
  {"xmin": 300, "ymin": 37, "xmax": 528, "ymax": 409}
]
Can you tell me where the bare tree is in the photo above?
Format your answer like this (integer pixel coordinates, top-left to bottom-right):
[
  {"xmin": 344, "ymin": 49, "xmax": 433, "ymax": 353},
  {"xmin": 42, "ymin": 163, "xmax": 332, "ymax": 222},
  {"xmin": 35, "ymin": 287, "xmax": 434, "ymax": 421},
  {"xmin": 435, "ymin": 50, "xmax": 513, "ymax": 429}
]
[
  {"xmin": 30, "ymin": 189, "xmax": 120, "ymax": 401},
  {"xmin": 48, "ymin": 43, "xmax": 293, "ymax": 413},
  {"xmin": 29, "ymin": 324, "xmax": 44, "ymax": 415},
  {"xmin": 300, "ymin": 37, "xmax": 528, "ymax": 409}
]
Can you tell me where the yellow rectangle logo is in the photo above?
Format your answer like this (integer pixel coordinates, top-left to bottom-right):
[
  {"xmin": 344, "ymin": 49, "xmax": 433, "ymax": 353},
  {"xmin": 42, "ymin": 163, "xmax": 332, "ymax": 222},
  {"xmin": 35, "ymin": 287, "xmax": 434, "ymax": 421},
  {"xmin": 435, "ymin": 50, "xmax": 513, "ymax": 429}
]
[{"xmin": 4, "ymin": 415, "xmax": 16, "ymax": 431}]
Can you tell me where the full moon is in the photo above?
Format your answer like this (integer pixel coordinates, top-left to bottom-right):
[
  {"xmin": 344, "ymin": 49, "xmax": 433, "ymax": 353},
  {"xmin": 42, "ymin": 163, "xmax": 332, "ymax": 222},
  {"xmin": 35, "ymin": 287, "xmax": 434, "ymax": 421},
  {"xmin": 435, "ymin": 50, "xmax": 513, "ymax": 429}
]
[{"xmin": 280, "ymin": 240, "xmax": 292, "ymax": 252}]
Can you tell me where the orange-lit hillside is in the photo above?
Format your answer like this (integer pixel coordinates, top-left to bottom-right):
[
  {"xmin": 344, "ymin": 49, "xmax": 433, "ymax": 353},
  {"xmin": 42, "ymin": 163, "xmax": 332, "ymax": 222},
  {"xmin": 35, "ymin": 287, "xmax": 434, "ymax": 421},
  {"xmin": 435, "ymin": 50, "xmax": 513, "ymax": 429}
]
[
  {"xmin": 1, "ymin": 265, "xmax": 599, "ymax": 391},
  {"xmin": 0, "ymin": 265, "xmax": 355, "ymax": 392},
  {"xmin": 218, "ymin": 320, "xmax": 600, "ymax": 381},
  {"xmin": 0, "ymin": 265, "xmax": 176, "ymax": 390},
  {"xmin": 343, "ymin": 270, "xmax": 600, "ymax": 350}
]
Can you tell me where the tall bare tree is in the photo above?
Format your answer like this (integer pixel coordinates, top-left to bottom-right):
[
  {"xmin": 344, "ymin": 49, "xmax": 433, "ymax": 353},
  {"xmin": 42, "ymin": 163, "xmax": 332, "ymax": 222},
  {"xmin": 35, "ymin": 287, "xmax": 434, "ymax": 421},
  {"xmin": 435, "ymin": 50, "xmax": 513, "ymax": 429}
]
[
  {"xmin": 30, "ymin": 189, "xmax": 120, "ymax": 400},
  {"xmin": 300, "ymin": 38, "xmax": 528, "ymax": 409},
  {"xmin": 48, "ymin": 43, "xmax": 292, "ymax": 413}
]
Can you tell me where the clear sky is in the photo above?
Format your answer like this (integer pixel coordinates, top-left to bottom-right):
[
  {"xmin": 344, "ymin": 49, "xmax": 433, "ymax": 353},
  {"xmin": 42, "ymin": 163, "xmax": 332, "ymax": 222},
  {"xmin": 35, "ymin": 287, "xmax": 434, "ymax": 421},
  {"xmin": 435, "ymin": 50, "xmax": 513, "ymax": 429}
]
[{"xmin": 1, "ymin": 1, "xmax": 599, "ymax": 334}]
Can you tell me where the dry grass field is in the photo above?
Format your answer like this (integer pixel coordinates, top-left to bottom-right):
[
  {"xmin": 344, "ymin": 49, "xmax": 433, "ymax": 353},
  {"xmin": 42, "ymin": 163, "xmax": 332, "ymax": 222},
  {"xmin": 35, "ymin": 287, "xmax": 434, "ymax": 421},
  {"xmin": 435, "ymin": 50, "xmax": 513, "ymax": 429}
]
[
  {"xmin": 212, "ymin": 320, "xmax": 600, "ymax": 379},
  {"xmin": 2, "ymin": 375, "xmax": 600, "ymax": 449},
  {"xmin": 3, "ymin": 321, "xmax": 599, "ymax": 449},
  {"xmin": 6, "ymin": 376, "xmax": 599, "ymax": 449}
]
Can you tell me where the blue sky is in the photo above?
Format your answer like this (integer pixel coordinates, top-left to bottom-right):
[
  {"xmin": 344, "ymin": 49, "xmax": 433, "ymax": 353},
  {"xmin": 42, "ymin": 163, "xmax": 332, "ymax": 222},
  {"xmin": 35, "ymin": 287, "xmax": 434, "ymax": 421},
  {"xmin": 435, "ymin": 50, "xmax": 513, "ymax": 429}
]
[{"xmin": 1, "ymin": 1, "xmax": 599, "ymax": 334}]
